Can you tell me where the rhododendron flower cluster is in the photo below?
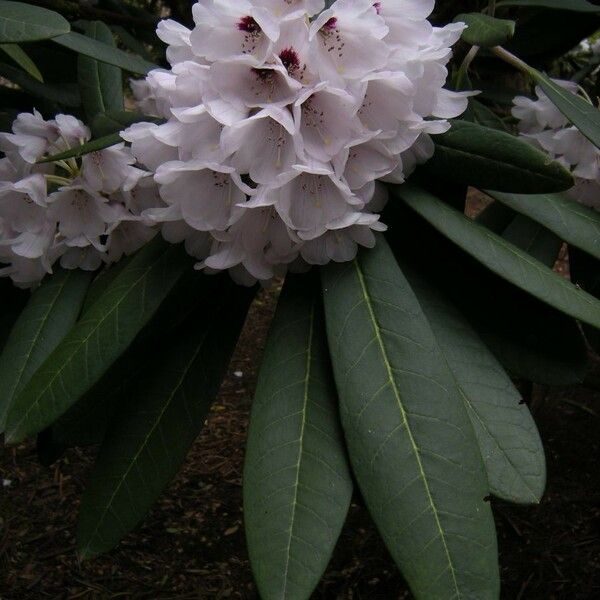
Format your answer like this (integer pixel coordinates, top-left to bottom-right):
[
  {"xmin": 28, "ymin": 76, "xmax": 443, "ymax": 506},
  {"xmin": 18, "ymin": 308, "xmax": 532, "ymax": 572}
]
[
  {"xmin": 124, "ymin": 0, "xmax": 473, "ymax": 284},
  {"xmin": 0, "ymin": 111, "xmax": 158, "ymax": 287},
  {"xmin": 513, "ymin": 81, "xmax": 600, "ymax": 212}
]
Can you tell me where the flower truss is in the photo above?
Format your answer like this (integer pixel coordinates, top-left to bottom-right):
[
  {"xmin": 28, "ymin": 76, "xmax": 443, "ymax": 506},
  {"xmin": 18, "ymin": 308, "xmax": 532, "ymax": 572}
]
[
  {"xmin": 513, "ymin": 81, "xmax": 600, "ymax": 212},
  {"xmin": 123, "ymin": 0, "xmax": 473, "ymax": 284},
  {"xmin": 0, "ymin": 111, "xmax": 159, "ymax": 287},
  {"xmin": 0, "ymin": 0, "xmax": 472, "ymax": 287}
]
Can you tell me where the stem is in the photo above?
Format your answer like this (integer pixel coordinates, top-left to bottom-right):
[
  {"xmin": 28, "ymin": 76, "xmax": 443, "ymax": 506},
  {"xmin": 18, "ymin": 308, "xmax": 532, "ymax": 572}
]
[
  {"xmin": 455, "ymin": 45, "xmax": 480, "ymax": 90},
  {"xmin": 491, "ymin": 46, "xmax": 532, "ymax": 75},
  {"xmin": 489, "ymin": 0, "xmax": 497, "ymax": 16}
]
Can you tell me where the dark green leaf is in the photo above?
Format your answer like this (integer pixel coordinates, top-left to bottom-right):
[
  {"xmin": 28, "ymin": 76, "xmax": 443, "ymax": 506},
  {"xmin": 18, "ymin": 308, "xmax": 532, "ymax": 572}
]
[
  {"xmin": 396, "ymin": 184, "xmax": 600, "ymax": 330},
  {"xmin": 497, "ymin": 0, "xmax": 599, "ymax": 11},
  {"xmin": 245, "ymin": 274, "xmax": 352, "ymax": 600},
  {"xmin": 0, "ymin": 61, "xmax": 80, "ymax": 106},
  {"xmin": 78, "ymin": 21, "xmax": 123, "ymax": 122},
  {"xmin": 501, "ymin": 214, "xmax": 562, "ymax": 267},
  {"xmin": 0, "ymin": 1, "xmax": 70, "ymax": 43},
  {"xmin": 46, "ymin": 269, "xmax": 217, "ymax": 452},
  {"xmin": 469, "ymin": 100, "xmax": 508, "ymax": 131},
  {"xmin": 455, "ymin": 13, "xmax": 515, "ymax": 47},
  {"xmin": 422, "ymin": 120, "xmax": 574, "ymax": 193},
  {"xmin": 0, "ymin": 43, "xmax": 42, "ymax": 81},
  {"xmin": 486, "ymin": 191, "xmax": 600, "ymax": 261},
  {"xmin": 399, "ymin": 263, "xmax": 546, "ymax": 504},
  {"xmin": 0, "ymin": 269, "xmax": 92, "ymax": 432},
  {"xmin": 38, "ymin": 132, "xmax": 122, "ymax": 163},
  {"xmin": 385, "ymin": 201, "xmax": 588, "ymax": 386},
  {"xmin": 77, "ymin": 277, "xmax": 253, "ymax": 559},
  {"xmin": 322, "ymin": 236, "xmax": 499, "ymax": 600},
  {"xmin": 5, "ymin": 238, "xmax": 192, "ymax": 443},
  {"xmin": 52, "ymin": 31, "xmax": 157, "ymax": 75}
]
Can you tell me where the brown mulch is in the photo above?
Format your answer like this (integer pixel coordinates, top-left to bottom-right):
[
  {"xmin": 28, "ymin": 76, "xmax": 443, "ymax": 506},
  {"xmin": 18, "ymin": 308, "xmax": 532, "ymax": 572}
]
[{"xmin": 1, "ymin": 286, "xmax": 599, "ymax": 600}]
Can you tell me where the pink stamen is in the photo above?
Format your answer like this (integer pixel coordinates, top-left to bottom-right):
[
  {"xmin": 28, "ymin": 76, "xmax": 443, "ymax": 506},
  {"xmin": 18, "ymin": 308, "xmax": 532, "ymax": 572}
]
[{"xmin": 374, "ymin": 2, "xmax": 381, "ymax": 14}]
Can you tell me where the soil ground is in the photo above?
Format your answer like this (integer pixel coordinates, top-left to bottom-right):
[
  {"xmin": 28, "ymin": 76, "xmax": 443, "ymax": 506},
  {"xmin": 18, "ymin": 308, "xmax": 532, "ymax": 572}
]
[{"xmin": 1, "ymin": 286, "xmax": 599, "ymax": 600}]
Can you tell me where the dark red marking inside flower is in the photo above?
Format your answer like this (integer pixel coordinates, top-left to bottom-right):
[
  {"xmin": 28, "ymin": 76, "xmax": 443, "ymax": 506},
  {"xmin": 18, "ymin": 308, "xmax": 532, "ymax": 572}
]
[
  {"xmin": 252, "ymin": 67, "xmax": 273, "ymax": 81},
  {"xmin": 323, "ymin": 17, "xmax": 338, "ymax": 30},
  {"xmin": 238, "ymin": 16, "xmax": 261, "ymax": 33},
  {"xmin": 279, "ymin": 48, "xmax": 300, "ymax": 72},
  {"xmin": 374, "ymin": 2, "xmax": 382, "ymax": 14}
]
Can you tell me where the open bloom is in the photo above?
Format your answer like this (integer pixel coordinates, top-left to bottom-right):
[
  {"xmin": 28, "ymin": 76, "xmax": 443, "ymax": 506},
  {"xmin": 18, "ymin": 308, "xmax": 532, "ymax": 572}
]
[
  {"xmin": 0, "ymin": 112, "xmax": 158, "ymax": 287},
  {"xmin": 513, "ymin": 82, "xmax": 600, "ymax": 212},
  {"xmin": 126, "ymin": 0, "xmax": 470, "ymax": 284}
]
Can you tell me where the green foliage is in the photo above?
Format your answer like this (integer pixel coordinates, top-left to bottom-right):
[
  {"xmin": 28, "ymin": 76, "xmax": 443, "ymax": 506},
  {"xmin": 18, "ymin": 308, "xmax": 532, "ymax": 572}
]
[
  {"xmin": 0, "ymin": 43, "xmax": 43, "ymax": 81},
  {"xmin": 455, "ymin": 13, "xmax": 516, "ymax": 47},
  {"xmin": 0, "ymin": 1, "xmax": 70, "ymax": 43},
  {"xmin": 3, "ymin": 2, "xmax": 600, "ymax": 599},
  {"xmin": 77, "ymin": 276, "xmax": 254, "ymax": 559},
  {"xmin": 322, "ymin": 236, "xmax": 499, "ymax": 599},
  {"xmin": 244, "ymin": 274, "xmax": 352, "ymax": 600},
  {"xmin": 487, "ymin": 191, "xmax": 600, "ymax": 260},
  {"xmin": 422, "ymin": 120, "xmax": 574, "ymax": 193},
  {"xmin": 0, "ymin": 269, "xmax": 92, "ymax": 431},
  {"xmin": 78, "ymin": 21, "xmax": 124, "ymax": 122},
  {"xmin": 52, "ymin": 31, "xmax": 157, "ymax": 74},
  {"xmin": 396, "ymin": 184, "xmax": 600, "ymax": 330},
  {"xmin": 399, "ymin": 263, "xmax": 546, "ymax": 504},
  {"xmin": 5, "ymin": 238, "xmax": 192, "ymax": 443}
]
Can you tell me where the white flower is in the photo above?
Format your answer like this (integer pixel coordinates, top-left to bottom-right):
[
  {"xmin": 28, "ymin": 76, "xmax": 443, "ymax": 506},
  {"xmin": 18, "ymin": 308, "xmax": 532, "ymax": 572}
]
[
  {"xmin": 513, "ymin": 80, "xmax": 600, "ymax": 212},
  {"xmin": 122, "ymin": 0, "xmax": 470, "ymax": 284},
  {"xmin": 0, "ymin": 112, "xmax": 160, "ymax": 286}
]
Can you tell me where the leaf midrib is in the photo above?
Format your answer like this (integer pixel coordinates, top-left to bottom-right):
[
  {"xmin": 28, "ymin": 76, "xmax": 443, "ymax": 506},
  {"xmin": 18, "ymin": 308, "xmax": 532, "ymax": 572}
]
[
  {"xmin": 353, "ymin": 259, "xmax": 461, "ymax": 598},
  {"xmin": 281, "ymin": 301, "xmax": 314, "ymax": 597}
]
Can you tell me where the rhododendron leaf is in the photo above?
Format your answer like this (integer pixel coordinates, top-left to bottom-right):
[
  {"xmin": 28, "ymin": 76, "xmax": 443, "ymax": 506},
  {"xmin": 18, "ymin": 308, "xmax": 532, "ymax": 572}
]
[
  {"xmin": 422, "ymin": 120, "xmax": 574, "ymax": 193},
  {"xmin": 0, "ymin": 269, "xmax": 92, "ymax": 432},
  {"xmin": 497, "ymin": 0, "xmax": 599, "ymax": 11},
  {"xmin": 455, "ymin": 13, "xmax": 515, "ymax": 47},
  {"xmin": 245, "ymin": 274, "xmax": 352, "ymax": 600},
  {"xmin": 487, "ymin": 191, "xmax": 600, "ymax": 261},
  {"xmin": 385, "ymin": 201, "xmax": 588, "ymax": 386},
  {"xmin": 501, "ymin": 215, "xmax": 562, "ymax": 267},
  {"xmin": 77, "ymin": 278, "xmax": 253, "ymax": 559},
  {"xmin": 396, "ymin": 184, "xmax": 600, "ymax": 330},
  {"xmin": 38, "ymin": 132, "xmax": 122, "ymax": 163},
  {"xmin": 78, "ymin": 21, "xmax": 123, "ymax": 122},
  {"xmin": 0, "ymin": 43, "xmax": 43, "ymax": 81},
  {"xmin": 0, "ymin": 61, "xmax": 80, "ymax": 106},
  {"xmin": 528, "ymin": 69, "xmax": 600, "ymax": 149},
  {"xmin": 469, "ymin": 99, "xmax": 508, "ymax": 131},
  {"xmin": 52, "ymin": 31, "xmax": 157, "ymax": 74},
  {"xmin": 0, "ymin": 1, "xmax": 70, "ymax": 43},
  {"xmin": 4, "ymin": 238, "xmax": 192, "ymax": 443},
  {"xmin": 399, "ymin": 262, "xmax": 546, "ymax": 505},
  {"xmin": 322, "ymin": 236, "xmax": 499, "ymax": 600},
  {"xmin": 46, "ymin": 271, "xmax": 222, "ymax": 454}
]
